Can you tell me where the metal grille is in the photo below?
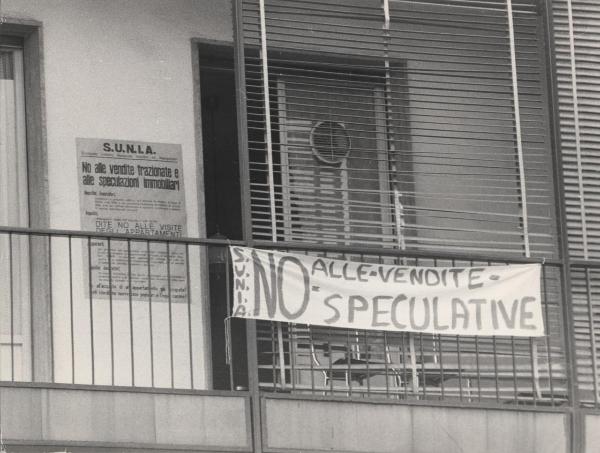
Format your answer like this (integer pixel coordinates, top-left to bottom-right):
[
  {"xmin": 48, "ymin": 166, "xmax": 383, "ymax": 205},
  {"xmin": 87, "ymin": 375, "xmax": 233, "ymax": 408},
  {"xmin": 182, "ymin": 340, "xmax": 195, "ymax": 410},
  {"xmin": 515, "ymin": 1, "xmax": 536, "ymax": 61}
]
[
  {"xmin": 570, "ymin": 262, "xmax": 600, "ymax": 408},
  {"xmin": 0, "ymin": 227, "xmax": 236, "ymax": 391},
  {"xmin": 253, "ymin": 246, "xmax": 567, "ymax": 405}
]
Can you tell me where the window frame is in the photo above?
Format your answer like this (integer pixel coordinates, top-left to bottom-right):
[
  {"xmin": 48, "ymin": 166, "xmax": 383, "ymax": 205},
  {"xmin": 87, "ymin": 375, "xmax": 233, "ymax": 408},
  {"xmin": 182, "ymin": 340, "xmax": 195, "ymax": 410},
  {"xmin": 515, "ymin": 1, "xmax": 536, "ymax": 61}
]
[
  {"xmin": 232, "ymin": 0, "xmax": 570, "ymax": 404},
  {"xmin": 0, "ymin": 20, "xmax": 47, "ymax": 228},
  {"xmin": 1, "ymin": 20, "xmax": 50, "ymax": 382}
]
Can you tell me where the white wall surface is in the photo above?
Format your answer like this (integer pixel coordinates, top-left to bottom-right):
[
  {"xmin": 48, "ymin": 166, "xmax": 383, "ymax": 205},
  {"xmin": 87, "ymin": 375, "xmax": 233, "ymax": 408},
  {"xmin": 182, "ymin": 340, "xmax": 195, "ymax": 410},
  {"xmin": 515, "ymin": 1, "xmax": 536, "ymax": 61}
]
[
  {"xmin": 3, "ymin": 0, "xmax": 232, "ymax": 234},
  {"xmin": 1, "ymin": 386, "xmax": 251, "ymax": 449},
  {"xmin": 2, "ymin": 0, "xmax": 234, "ymax": 389},
  {"xmin": 265, "ymin": 398, "xmax": 569, "ymax": 453}
]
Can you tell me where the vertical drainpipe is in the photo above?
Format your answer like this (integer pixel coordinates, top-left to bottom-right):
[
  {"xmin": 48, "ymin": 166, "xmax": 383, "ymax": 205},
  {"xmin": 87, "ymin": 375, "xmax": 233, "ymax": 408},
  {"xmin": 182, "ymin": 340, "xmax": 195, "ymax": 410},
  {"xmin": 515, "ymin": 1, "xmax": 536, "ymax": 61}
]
[
  {"xmin": 232, "ymin": 0, "xmax": 264, "ymax": 451},
  {"xmin": 257, "ymin": 0, "xmax": 287, "ymax": 392},
  {"xmin": 541, "ymin": 0, "xmax": 581, "ymax": 450}
]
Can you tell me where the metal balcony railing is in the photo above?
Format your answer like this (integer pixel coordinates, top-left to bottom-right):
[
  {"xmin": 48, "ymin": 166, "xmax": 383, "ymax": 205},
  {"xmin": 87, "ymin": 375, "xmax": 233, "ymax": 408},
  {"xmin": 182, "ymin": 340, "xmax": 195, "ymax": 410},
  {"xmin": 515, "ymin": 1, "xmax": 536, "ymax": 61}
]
[
  {"xmin": 0, "ymin": 226, "xmax": 572, "ymax": 407},
  {"xmin": 250, "ymin": 243, "xmax": 569, "ymax": 407},
  {"xmin": 0, "ymin": 226, "xmax": 243, "ymax": 390},
  {"xmin": 570, "ymin": 261, "xmax": 600, "ymax": 408}
]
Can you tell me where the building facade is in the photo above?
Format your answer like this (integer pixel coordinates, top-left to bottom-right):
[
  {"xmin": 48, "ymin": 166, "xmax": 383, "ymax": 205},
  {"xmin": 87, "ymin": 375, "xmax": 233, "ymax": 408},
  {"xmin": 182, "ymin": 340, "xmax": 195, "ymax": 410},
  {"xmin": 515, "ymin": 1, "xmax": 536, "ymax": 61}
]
[{"xmin": 0, "ymin": 0, "xmax": 598, "ymax": 451}]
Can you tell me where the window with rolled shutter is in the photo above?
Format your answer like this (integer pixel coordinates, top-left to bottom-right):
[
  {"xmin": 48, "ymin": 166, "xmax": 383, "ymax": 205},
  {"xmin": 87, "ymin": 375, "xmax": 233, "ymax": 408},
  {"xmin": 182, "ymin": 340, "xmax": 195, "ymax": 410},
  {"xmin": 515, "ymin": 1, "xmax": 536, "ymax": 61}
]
[
  {"xmin": 240, "ymin": 0, "xmax": 558, "ymax": 257},
  {"xmin": 236, "ymin": 0, "xmax": 567, "ymax": 403},
  {"xmin": 553, "ymin": 0, "xmax": 600, "ymax": 407}
]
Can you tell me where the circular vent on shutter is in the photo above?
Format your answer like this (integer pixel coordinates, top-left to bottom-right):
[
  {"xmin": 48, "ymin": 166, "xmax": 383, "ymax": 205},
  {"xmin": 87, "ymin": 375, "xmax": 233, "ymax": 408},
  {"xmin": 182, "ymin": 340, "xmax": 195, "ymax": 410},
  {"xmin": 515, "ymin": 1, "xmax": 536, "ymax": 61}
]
[{"xmin": 310, "ymin": 121, "xmax": 351, "ymax": 165}]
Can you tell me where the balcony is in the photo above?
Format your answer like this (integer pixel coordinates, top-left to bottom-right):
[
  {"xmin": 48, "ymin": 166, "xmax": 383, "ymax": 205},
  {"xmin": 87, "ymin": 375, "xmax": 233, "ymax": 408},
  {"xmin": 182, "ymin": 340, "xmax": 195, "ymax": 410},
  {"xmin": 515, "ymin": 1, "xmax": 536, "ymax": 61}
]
[
  {"xmin": 0, "ymin": 226, "xmax": 253, "ymax": 452},
  {"xmin": 0, "ymin": 225, "xmax": 579, "ymax": 452},
  {"xmin": 0, "ymin": 226, "xmax": 568, "ymax": 403}
]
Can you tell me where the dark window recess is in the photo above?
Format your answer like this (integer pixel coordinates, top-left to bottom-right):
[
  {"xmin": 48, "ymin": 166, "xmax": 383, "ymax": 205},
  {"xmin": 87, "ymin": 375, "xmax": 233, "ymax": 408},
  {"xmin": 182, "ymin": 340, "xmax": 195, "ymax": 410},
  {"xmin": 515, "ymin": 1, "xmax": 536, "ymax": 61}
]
[{"xmin": 199, "ymin": 45, "xmax": 247, "ymax": 391}]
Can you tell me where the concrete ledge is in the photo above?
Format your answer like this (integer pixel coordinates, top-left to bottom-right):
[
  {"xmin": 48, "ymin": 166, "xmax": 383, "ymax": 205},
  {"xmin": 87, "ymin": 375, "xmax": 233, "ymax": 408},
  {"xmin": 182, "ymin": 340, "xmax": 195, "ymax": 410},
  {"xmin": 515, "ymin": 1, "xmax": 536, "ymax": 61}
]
[
  {"xmin": 263, "ymin": 397, "xmax": 569, "ymax": 453},
  {"xmin": 585, "ymin": 414, "xmax": 600, "ymax": 453},
  {"xmin": 1, "ymin": 386, "xmax": 251, "ymax": 451}
]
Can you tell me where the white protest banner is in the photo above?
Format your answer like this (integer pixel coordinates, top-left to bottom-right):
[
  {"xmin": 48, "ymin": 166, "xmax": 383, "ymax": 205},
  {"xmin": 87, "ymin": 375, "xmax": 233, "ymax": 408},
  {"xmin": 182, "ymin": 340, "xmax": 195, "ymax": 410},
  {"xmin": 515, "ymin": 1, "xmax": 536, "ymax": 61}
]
[{"xmin": 230, "ymin": 247, "xmax": 544, "ymax": 337}]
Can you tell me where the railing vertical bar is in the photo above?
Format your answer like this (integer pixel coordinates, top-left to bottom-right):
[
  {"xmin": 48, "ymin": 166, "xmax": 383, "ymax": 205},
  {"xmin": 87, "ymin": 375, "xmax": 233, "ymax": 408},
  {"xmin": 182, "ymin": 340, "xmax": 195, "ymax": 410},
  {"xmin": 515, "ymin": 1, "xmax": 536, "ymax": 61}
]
[
  {"xmin": 146, "ymin": 240, "xmax": 155, "ymax": 388},
  {"xmin": 490, "ymin": 259, "xmax": 500, "ymax": 402},
  {"xmin": 9, "ymin": 232, "xmax": 14, "ymax": 381},
  {"xmin": 493, "ymin": 334, "xmax": 500, "ymax": 402},
  {"xmin": 30, "ymin": 234, "xmax": 35, "ymax": 382},
  {"xmin": 541, "ymin": 264, "xmax": 555, "ymax": 405},
  {"xmin": 290, "ymin": 324, "xmax": 296, "ymax": 392},
  {"xmin": 166, "ymin": 241, "xmax": 174, "ymax": 388},
  {"xmin": 225, "ymin": 245, "xmax": 234, "ymax": 390},
  {"xmin": 530, "ymin": 337, "xmax": 538, "ymax": 405},
  {"xmin": 48, "ymin": 235, "xmax": 55, "ymax": 383},
  {"xmin": 270, "ymin": 323, "xmax": 277, "ymax": 389},
  {"xmin": 409, "ymin": 333, "xmax": 418, "ymax": 396},
  {"xmin": 358, "ymin": 253, "xmax": 366, "ymax": 396},
  {"xmin": 511, "ymin": 336, "xmax": 518, "ymax": 402},
  {"xmin": 472, "ymin": 261, "xmax": 481, "ymax": 401},
  {"xmin": 346, "ymin": 329, "xmax": 352, "ymax": 397},
  {"xmin": 475, "ymin": 334, "xmax": 482, "ymax": 402},
  {"xmin": 127, "ymin": 239, "xmax": 135, "ymax": 387},
  {"xmin": 276, "ymin": 324, "xmax": 286, "ymax": 390},
  {"xmin": 308, "ymin": 326, "xmax": 315, "ymax": 394},
  {"xmin": 585, "ymin": 267, "xmax": 599, "ymax": 406},
  {"xmin": 107, "ymin": 238, "xmax": 115, "ymax": 386},
  {"xmin": 186, "ymin": 244, "xmax": 194, "ymax": 389},
  {"xmin": 68, "ymin": 235, "xmax": 75, "ymax": 384},
  {"xmin": 383, "ymin": 330, "xmax": 390, "ymax": 398},
  {"xmin": 378, "ymin": 252, "xmax": 390, "ymax": 398},
  {"xmin": 419, "ymin": 333, "xmax": 426, "ymax": 399},
  {"xmin": 456, "ymin": 334, "xmax": 463, "ymax": 401},
  {"xmin": 365, "ymin": 330, "xmax": 371, "ymax": 396},
  {"xmin": 328, "ymin": 329, "xmax": 334, "ymax": 395},
  {"xmin": 411, "ymin": 257, "xmax": 420, "ymax": 397},
  {"xmin": 453, "ymin": 260, "xmax": 463, "ymax": 401},
  {"xmin": 87, "ymin": 237, "xmax": 95, "ymax": 385},
  {"xmin": 438, "ymin": 333, "xmax": 444, "ymax": 400},
  {"xmin": 434, "ymin": 258, "xmax": 444, "ymax": 400},
  {"xmin": 400, "ymin": 332, "xmax": 408, "ymax": 399}
]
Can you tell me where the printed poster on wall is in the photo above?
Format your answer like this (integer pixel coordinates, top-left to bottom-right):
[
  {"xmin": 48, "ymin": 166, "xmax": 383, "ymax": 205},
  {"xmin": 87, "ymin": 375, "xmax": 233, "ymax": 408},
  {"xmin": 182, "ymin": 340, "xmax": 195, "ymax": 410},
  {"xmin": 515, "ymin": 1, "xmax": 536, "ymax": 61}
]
[
  {"xmin": 230, "ymin": 247, "xmax": 545, "ymax": 337},
  {"xmin": 77, "ymin": 138, "xmax": 188, "ymax": 303}
]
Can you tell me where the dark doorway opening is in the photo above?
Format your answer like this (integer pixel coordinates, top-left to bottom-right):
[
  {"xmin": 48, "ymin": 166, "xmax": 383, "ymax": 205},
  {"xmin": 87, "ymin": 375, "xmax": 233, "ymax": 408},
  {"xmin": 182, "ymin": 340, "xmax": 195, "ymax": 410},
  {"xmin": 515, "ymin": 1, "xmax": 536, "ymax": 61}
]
[{"xmin": 199, "ymin": 44, "xmax": 247, "ymax": 390}]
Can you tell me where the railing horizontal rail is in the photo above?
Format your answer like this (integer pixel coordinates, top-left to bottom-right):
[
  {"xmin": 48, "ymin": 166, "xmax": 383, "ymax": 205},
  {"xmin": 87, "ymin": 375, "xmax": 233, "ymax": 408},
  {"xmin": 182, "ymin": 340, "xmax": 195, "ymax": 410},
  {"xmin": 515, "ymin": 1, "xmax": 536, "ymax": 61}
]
[
  {"xmin": 569, "ymin": 259, "xmax": 600, "ymax": 268},
  {"xmin": 0, "ymin": 226, "xmax": 563, "ymax": 265},
  {"xmin": 0, "ymin": 225, "xmax": 245, "ymax": 246},
  {"xmin": 253, "ymin": 239, "xmax": 561, "ymax": 265},
  {"xmin": 0, "ymin": 225, "xmax": 572, "ymax": 408}
]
